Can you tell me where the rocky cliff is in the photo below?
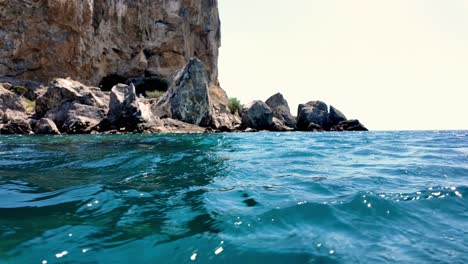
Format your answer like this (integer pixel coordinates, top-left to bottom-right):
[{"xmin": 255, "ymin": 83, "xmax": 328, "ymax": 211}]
[{"xmin": 0, "ymin": 0, "xmax": 220, "ymax": 86}]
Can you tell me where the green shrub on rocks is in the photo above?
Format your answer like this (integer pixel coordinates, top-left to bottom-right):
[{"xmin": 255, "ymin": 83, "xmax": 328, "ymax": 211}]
[
  {"xmin": 228, "ymin": 97, "xmax": 242, "ymax": 115},
  {"xmin": 24, "ymin": 99, "xmax": 36, "ymax": 114},
  {"xmin": 145, "ymin": 90, "xmax": 165, "ymax": 99},
  {"xmin": 9, "ymin": 85, "xmax": 27, "ymax": 95}
]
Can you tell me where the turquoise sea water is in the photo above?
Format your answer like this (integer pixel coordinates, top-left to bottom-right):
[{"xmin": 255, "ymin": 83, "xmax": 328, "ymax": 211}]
[{"xmin": 0, "ymin": 131, "xmax": 467, "ymax": 264}]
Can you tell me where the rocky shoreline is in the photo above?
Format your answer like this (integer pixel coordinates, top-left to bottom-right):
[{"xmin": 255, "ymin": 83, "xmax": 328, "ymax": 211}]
[
  {"xmin": 0, "ymin": 1, "xmax": 367, "ymax": 134},
  {"xmin": 0, "ymin": 58, "xmax": 367, "ymax": 135}
]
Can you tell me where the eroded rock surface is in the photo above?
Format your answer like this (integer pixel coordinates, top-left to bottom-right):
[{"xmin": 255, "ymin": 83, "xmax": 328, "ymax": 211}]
[
  {"xmin": 266, "ymin": 93, "xmax": 296, "ymax": 128},
  {"xmin": 32, "ymin": 118, "xmax": 60, "ymax": 135},
  {"xmin": 35, "ymin": 78, "xmax": 108, "ymax": 133},
  {"xmin": 153, "ymin": 58, "xmax": 211, "ymax": 126},
  {"xmin": 103, "ymin": 83, "xmax": 156, "ymax": 132},
  {"xmin": 0, "ymin": 0, "xmax": 220, "ymax": 86}
]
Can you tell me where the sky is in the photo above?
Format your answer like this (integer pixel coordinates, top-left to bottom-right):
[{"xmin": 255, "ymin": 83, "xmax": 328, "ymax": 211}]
[{"xmin": 217, "ymin": 0, "xmax": 468, "ymax": 130}]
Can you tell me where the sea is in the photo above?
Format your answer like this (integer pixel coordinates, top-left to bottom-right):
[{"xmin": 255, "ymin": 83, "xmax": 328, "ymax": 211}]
[{"xmin": 0, "ymin": 131, "xmax": 466, "ymax": 264}]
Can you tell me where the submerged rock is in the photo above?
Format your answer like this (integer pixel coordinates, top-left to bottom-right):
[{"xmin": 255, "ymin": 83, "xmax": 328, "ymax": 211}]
[
  {"xmin": 154, "ymin": 58, "xmax": 212, "ymax": 126},
  {"xmin": 241, "ymin": 100, "xmax": 273, "ymax": 130},
  {"xmin": 266, "ymin": 93, "xmax": 296, "ymax": 128}
]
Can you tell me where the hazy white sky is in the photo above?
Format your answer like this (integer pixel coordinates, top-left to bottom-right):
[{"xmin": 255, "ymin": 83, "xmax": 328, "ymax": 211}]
[{"xmin": 217, "ymin": 0, "xmax": 468, "ymax": 130}]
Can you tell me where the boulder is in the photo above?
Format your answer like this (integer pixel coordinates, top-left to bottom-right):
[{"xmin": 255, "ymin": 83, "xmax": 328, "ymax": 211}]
[
  {"xmin": 34, "ymin": 78, "xmax": 109, "ymax": 133},
  {"xmin": 45, "ymin": 102, "xmax": 106, "ymax": 134},
  {"xmin": 35, "ymin": 78, "xmax": 107, "ymax": 118},
  {"xmin": 0, "ymin": 77, "xmax": 47, "ymax": 101},
  {"xmin": 266, "ymin": 93, "xmax": 296, "ymax": 128},
  {"xmin": 334, "ymin": 119, "xmax": 368, "ymax": 131},
  {"xmin": 33, "ymin": 118, "xmax": 60, "ymax": 135},
  {"xmin": 296, "ymin": 101, "xmax": 331, "ymax": 131},
  {"xmin": 307, "ymin": 122, "xmax": 325, "ymax": 132},
  {"xmin": 272, "ymin": 117, "xmax": 294, "ymax": 132},
  {"xmin": 105, "ymin": 83, "xmax": 155, "ymax": 131},
  {"xmin": 241, "ymin": 100, "xmax": 273, "ymax": 130},
  {"xmin": 0, "ymin": 118, "xmax": 32, "ymax": 134},
  {"xmin": 154, "ymin": 58, "xmax": 212, "ymax": 126},
  {"xmin": 0, "ymin": 85, "xmax": 26, "ymax": 113},
  {"xmin": 329, "ymin": 105, "xmax": 347, "ymax": 125},
  {"xmin": 1, "ymin": 109, "xmax": 28, "ymax": 123},
  {"xmin": 158, "ymin": 118, "xmax": 207, "ymax": 134},
  {"xmin": 209, "ymin": 86, "xmax": 241, "ymax": 131}
]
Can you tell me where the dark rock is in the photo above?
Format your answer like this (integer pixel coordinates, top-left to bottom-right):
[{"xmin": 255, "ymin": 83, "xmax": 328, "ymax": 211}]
[
  {"xmin": 0, "ymin": 85, "xmax": 26, "ymax": 113},
  {"xmin": 266, "ymin": 93, "xmax": 296, "ymax": 128},
  {"xmin": 33, "ymin": 118, "xmax": 60, "ymax": 135},
  {"xmin": 297, "ymin": 101, "xmax": 331, "ymax": 130},
  {"xmin": 241, "ymin": 100, "xmax": 273, "ymax": 130},
  {"xmin": 105, "ymin": 83, "xmax": 155, "ymax": 131},
  {"xmin": 243, "ymin": 127, "xmax": 258, "ymax": 133},
  {"xmin": 153, "ymin": 58, "xmax": 212, "ymax": 126},
  {"xmin": 45, "ymin": 102, "xmax": 106, "ymax": 134},
  {"xmin": 272, "ymin": 117, "xmax": 294, "ymax": 132},
  {"xmin": 329, "ymin": 105, "xmax": 347, "ymax": 125},
  {"xmin": 307, "ymin": 122, "xmax": 325, "ymax": 132},
  {"xmin": 0, "ymin": 118, "xmax": 32, "ymax": 134},
  {"xmin": 335, "ymin": 119, "xmax": 368, "ymax": 131}
]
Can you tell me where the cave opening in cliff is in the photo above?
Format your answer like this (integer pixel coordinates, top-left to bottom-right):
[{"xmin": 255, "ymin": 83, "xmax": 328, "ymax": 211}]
[
  {"xmin": 98, "ymin": 74, "xmax": 127, "ymax": 91},
  {"xmin": 129, "ymin": 76, "xmax": 170, "ymax": 98},
  {"xmin": 98, "ymin": 74, "xmax": 169, "ymax": 99}
]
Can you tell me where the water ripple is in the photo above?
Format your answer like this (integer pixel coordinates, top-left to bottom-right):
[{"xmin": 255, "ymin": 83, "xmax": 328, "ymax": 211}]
[{"xmin": 0, "ymin": 131, "xmax": 467, "ymax": 263}]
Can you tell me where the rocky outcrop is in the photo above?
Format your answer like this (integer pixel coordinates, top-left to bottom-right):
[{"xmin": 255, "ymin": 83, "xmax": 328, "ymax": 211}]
[
  {"xmin": 297, "ymin": 101, "xmax": 368, "ymax": 132},
  {"xmin": 35, "ymin": 78, "xmax": 108, "ymax": 133},
  {"xmin": 241, "ymin": 101, "xmax": 273, "ymax": 130},
  {"xmin": 332, "ymin": 119, "xmax": 368, "ymax": 131},
  {"xmin": 0, "ymin": 84, "xmax": 31, "ymax": 134},
  {"xmin": 266, "ymin": 93, "xmax": 296, "ymax": 128},
  {"xmin": 32, "ymin": 118, "xmax": 60, "ymax": 135},
  {"xmin": 0, "ymin": 77, "xmax": 47, "ymax": 101},
  {"xmin": 0, "ymin": 118, "xmax": 32, "ymax": 135},
  {"xmin": 0, "ymin": 85, "xmax": 26, "ymax": 115},
  {"xmin": 272, "ymin": 117, "xmax": 294, "ymax": 132},
  {"xmin": 0, "ymin": 0, "xmax": 220, "ymax": 86},
  {"xmin": 153, "ymin": 58, "xmax": 211, "ymax": 126},
  {"xmin": 103, "ymin": 83, "xmax": 156, "ymax": 132},
  {"xmin": 329, "ymin": 105, "xmax": 347, "ymax": 125},
  {"xmin": 209, "ymin": 86, "xmax": 241, "ymax": 131},
  {"xmin": 297, "ymin": 101, "xmax": 331, "ymax": 130}
]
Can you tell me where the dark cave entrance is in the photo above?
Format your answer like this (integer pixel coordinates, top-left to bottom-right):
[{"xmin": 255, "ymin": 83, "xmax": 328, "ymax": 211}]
[
  {"xmin": 98, "ymin": 74, "xmax": 127, "ymax": 91},
  {"xmin": 98, "ymin": 74, "xmax": 170, "ymax": 98}
]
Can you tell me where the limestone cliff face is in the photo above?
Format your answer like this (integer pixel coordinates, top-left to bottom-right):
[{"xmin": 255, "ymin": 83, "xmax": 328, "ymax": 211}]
[{"xmin": 0, "ymin": 0, "xmax": 220, "ymax": 85}]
